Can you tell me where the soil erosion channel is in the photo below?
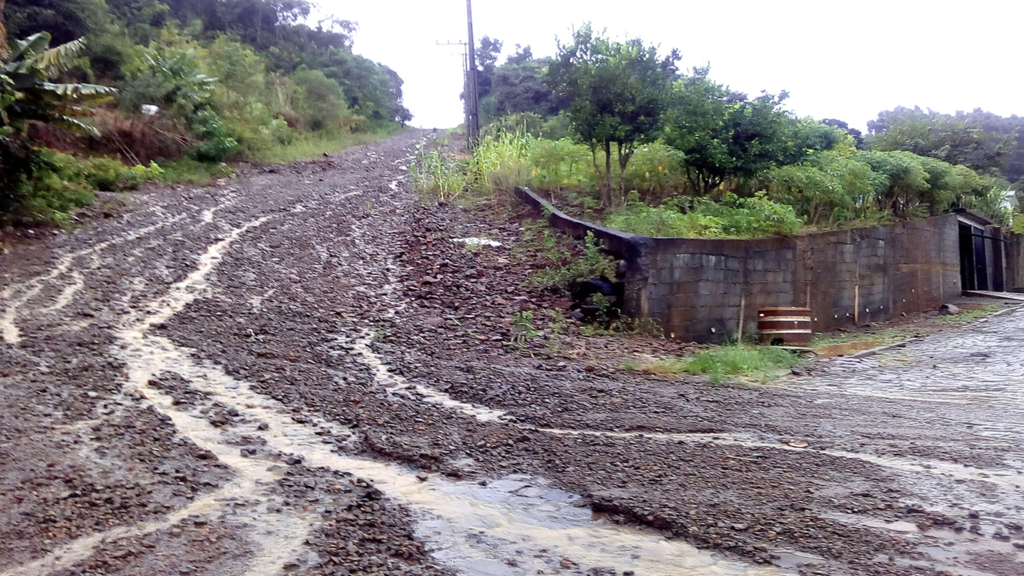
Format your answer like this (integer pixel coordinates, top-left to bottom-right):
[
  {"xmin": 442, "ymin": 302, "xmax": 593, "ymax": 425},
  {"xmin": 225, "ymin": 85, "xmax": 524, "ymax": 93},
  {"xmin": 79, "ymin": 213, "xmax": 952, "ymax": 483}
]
[{"xmin": 1, "ymin": 131, "xmax": 1022, "ymax": 576}]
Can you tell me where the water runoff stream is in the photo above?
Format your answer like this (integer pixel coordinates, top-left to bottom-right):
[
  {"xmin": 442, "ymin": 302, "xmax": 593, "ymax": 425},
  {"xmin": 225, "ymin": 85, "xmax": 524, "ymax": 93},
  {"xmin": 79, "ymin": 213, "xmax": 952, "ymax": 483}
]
[{"xmin": 0, "ymin": 215, "xmax": 783, "ymax": 576}]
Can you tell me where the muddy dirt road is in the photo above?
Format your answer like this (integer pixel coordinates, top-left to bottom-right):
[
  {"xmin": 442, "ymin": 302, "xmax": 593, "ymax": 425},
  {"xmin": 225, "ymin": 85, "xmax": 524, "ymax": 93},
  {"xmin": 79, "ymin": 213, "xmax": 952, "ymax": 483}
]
[{"xmin": 2, "ymin": 131, "xmax": 1022, "ymax": 576}]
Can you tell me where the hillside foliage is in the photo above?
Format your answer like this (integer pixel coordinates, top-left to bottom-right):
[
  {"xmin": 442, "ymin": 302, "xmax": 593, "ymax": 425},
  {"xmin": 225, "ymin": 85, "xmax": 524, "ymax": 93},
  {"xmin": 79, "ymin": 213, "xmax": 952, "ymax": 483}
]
[
  {"xmin": 1, "ymin": 0, "xmax": 409, "ymax": 226},
  {"xmin": 424, "ymin": 24, "xmax": 1020, "ymax": 235}
]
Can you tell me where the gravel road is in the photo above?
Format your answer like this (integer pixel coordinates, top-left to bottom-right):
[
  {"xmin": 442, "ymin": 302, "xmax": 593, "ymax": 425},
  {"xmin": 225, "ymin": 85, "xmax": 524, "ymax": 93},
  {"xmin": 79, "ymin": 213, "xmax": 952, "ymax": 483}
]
[{"xmin": 2, "ymin": 131, "xmax": 1022, "ymax": 576}]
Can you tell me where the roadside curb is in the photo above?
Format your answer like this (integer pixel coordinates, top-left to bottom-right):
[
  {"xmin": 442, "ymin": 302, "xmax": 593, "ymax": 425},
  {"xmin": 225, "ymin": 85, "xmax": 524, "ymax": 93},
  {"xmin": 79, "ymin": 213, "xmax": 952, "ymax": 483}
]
[
  {"xmin": 848, "ymin": 338, "xmax": 924, "ymax": 359},
  {"xmin": 847, "ymin": 304, "xmax": 1021, "ymax": 360}
]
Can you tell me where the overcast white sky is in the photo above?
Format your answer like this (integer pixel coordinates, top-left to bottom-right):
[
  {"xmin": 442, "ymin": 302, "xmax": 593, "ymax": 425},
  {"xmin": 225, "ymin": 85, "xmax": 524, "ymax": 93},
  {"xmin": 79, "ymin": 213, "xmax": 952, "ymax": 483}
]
[{"xmin": 320, "ymin": 0, "xmax": 1023, "ymax": 131}]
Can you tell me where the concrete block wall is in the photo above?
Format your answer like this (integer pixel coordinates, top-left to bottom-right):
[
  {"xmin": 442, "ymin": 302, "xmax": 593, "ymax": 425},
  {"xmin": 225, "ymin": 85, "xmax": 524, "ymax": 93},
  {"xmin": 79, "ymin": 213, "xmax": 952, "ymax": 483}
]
[{"xmin": 516, "ymin": 187, "xmax": 965, "ymax": 343}]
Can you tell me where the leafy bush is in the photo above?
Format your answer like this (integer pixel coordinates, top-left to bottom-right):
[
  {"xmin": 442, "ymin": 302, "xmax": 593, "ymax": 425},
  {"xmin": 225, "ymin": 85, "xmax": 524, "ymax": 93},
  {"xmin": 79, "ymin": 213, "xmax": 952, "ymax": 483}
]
[
  {"xmin": 39, "ymin": 150, "xmax": 163, "ymax": 192},
  {"xmin": 694, "ymin": 192, "xmax": 804, "ymax": 236},
  {"xmin": 528, "ymin": 137, "xmax": 592, "ymax": 193},
  {"xmin": 524, "ymin": 230, "xmax": 618, "ymax": 291},
  {"xmin": 764, "ymin": 151, "xmax": 879, "ymax": 226},
  {"xmin": 188, "ymin": 109, "xmax": 239, "ymax": 162},
  {"xmin": 1013, "ymin": 213, "xmax": 1024, "ymax": 234},
  {"xmin": 291, "ymin": 68, "xmax": 353, "ymax": 133},
  {"xmin": 606, "ymin": 200, "xmax": 726, "ymax": 238},
  {"xmin": 538, "ymin": 112, "xmax": 572, "ymax": 141},
  {"xmin": 607, "ymin": 192, "xmax": 802, "ymax": 238},
  {"xmin": 0, "ymin": 136, "xmax": 38, "ymax": 219},
  {"xmin": 120, "ymin": 35, "xmax": 216, "ymax": 119},
  {"xmin": 2, "ymin": 149, "xmax": 123, "ymax": 225},
  {"xmin": 957, "ymin": 181, "xmax": 1014, "ymax": 227},
  {"xmin": 623, "ymin": 142, "xmax": 687, "ymax": 201}
]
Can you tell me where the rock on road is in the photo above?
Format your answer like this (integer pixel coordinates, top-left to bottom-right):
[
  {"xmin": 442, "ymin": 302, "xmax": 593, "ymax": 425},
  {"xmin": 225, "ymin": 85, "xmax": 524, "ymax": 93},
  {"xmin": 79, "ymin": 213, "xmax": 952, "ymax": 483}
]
[{"xmin": 1, "ymin": 131, "xmax": 1022, "ymax": 576}]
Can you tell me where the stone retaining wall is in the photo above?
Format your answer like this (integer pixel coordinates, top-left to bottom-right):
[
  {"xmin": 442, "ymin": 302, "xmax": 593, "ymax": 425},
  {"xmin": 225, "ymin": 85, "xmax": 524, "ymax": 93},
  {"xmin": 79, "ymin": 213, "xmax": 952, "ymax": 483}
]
[{"xmin": 515, "ymin": 187, "xmax": 980, "ymax": 342}]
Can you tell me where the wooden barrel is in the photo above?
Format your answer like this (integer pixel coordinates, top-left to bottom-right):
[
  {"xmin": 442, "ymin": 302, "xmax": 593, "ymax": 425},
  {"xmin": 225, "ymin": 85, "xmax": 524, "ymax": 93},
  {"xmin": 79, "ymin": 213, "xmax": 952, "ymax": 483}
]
[{"xmin": 758, "ymin": 307, "xmax": 812, "ymax": 346}]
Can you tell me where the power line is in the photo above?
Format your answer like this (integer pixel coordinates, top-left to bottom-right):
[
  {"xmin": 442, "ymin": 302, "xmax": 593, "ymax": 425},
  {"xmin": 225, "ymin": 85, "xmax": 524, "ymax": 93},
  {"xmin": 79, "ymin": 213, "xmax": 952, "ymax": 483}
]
[
  {"xmin": 436, "ymin": 40, "xmax": 470, "ymax": 148},
  {"xmin": 433, "ymin": 1, "xmax": 480, "ymax": 150}
]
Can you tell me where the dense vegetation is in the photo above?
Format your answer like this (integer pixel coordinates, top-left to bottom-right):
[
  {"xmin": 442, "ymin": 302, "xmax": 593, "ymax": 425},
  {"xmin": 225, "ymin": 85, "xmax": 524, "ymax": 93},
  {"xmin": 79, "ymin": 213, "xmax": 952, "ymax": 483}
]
[
  {"xmin": 430, "ymin": 25, "xmax": 1021, "ymax": 236},
  {"xmin": 0, "ymin": 0, "xmax": 409, "ymax": 226}
]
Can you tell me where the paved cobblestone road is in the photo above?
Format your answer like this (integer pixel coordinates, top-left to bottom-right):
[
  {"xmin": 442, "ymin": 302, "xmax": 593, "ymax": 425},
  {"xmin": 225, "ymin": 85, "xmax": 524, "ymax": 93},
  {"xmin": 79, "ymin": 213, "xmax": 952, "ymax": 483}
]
[{"xmin": 791, "ymin": 308, "xmax": 1024, "ymax": 442}]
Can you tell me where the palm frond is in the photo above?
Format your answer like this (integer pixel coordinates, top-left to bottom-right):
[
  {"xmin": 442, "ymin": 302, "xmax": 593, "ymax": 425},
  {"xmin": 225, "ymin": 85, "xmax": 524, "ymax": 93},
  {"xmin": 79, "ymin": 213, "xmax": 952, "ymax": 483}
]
[
  {"xmin": 52, "ymin": 115, "xmax": 100, "ymax": 137},
  {"xmin": 40, "ymin": 82, "xmax": 117, "ymax": 98},
  {"xmin": 2, "ymin": 32, "xmax": 114, "ymax": 136},
  {"xmin": 30, "ymin": 38, "xmax": 87, "ymax": 78},
  {"xmin": 8, "ymin": 33, "xmax": 51, "ymax": 63}
]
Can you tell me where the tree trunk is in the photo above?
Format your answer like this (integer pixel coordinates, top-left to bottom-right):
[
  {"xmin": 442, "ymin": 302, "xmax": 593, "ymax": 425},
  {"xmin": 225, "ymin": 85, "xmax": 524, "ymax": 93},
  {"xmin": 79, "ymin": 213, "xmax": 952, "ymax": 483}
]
[
  {"xmin": 617, "ymin": 142, "xmax": 633, "ymax": 206},
  {"xmin": 603, "ymin": 140, "xmax": 613, "ymax": 207},
  {"xmin": 0, "ymin": 0, "xmax": 8, "ymax": 62},
  {"xmin": 591, "ymin": 146, "xmax": 604, "ymax": 202}
]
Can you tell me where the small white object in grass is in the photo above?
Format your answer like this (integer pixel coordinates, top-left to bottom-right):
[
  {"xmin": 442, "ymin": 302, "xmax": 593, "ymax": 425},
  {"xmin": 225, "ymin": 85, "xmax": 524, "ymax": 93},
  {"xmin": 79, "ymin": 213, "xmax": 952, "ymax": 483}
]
[
  {"xmin": 453, "ymin": 238, "xmax": 501, "ymax": 247},
  {"xmin": 141, "ymin": 104, "xmax": 159, "ymax": 116}
]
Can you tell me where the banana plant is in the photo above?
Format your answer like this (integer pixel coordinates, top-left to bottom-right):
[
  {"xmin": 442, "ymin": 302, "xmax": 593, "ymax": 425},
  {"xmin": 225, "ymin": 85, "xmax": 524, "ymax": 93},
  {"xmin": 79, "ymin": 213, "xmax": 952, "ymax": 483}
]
[{"xmin": 0, "ymin": 32, "xmax": 117, "ymax": 136}]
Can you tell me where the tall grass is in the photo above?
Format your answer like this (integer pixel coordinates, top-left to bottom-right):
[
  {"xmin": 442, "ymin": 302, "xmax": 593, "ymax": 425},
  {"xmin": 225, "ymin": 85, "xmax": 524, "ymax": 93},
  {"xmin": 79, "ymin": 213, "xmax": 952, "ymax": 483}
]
[
  {"xmin": 472, "ymin": 127, "xmax": 534, "ymax": 195},
  {"xmin": 411, "ymin": 147, "xmax": 471, "ymax": 201},
  {"xmin": 411, "ymin": 127, "xmax": 534, "ymax": 202},
  {"xmin": 647, "ymin": 345, "xmax": 801, "ymax": 384}
]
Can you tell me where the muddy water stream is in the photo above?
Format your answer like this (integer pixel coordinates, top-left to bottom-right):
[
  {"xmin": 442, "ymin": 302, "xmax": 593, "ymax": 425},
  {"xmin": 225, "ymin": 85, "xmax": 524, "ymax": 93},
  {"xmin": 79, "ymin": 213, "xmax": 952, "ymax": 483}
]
[
  {"xmin": 345, "ymin": 335, "xmax": 1024, "ymax": 490},
  {"xmin": 0, "ymin": 213, "xmax": 186, "ymax": 344},
  {"xmin": 82, "ymin": 217, "xmax": 783, "ymax": 576}
]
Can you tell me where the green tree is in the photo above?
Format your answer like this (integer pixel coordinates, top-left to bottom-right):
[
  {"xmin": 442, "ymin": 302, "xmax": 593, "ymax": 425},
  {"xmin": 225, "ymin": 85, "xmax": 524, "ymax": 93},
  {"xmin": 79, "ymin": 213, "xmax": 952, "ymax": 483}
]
[
  {"xmin": 822, "ymin": 118, "xmax": 864, "ymax": 148},
  {"xmin": 291, "ymin": 67, "xmax": 347, "ymax": 131},
  {"xmin": 486, "ymin": 58, "xmax": 564, "ymax": 120},
  {"xmin": 475, "ymin": 35, "xmax": 502, "ymax": 98},
  {"xmin": 854, "ymin": 150, "xmax": 931, "ymax": 217},
  {"xmin": 1, "ymin": 31, "xmax": 117, "ymax": 218},
  {"xmin": 765, "ymin": 151, "xmax": 878, "ymax": 226},
  {"xmin": 785, "ymin": 117, "xmax": 851, "ymax": 163},
  {"xmin": 548, "ymin": 23, "xmax": 678, "ymax": 205},
  {"xmin": 867, "ymin": 106, "xmax": 1012, "ymax": 174},
  {"xmin": 4, "ymin": 0, "xmax": 107, "ymax": 45},
  {"xmin": 119, "ymin": 36, "xmax": 216, "ymax": 119},
  {"xmin": 506, "ymin": 43, "xmax": 532, "ymax": 65},
  {"xmin": 662, "ymin": 67, "xmax": 794, "ymax": 195}
]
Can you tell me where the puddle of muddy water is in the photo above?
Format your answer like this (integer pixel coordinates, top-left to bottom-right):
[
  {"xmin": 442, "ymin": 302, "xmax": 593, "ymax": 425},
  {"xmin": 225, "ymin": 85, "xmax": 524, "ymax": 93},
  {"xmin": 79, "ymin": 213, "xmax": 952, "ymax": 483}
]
[
  {"xmin": 118, "ymin": 332, "xmax": 782, "ymax": 576},
  {"xmin": 825, "ymin": 512, "xmax": 1024, "ymax": 576},
  {"xmin": 813, "ymin": 340, "xmax": 884, "ymax": 358}
]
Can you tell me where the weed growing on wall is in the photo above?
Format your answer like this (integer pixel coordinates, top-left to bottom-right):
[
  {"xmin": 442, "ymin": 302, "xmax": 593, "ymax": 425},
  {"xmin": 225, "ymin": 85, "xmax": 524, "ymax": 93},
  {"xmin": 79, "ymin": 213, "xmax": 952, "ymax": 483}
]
[{"xmin": 523, "ymin": 231, "xmax": 617, "ymax": 292}]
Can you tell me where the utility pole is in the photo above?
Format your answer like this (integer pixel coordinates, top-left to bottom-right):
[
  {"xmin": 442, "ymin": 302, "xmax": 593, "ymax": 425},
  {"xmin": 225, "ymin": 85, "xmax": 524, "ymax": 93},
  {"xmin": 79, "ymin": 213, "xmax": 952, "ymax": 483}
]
[{"xmin": 465, "ymin": 0, "xmax": 480, "ymax": 149}]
